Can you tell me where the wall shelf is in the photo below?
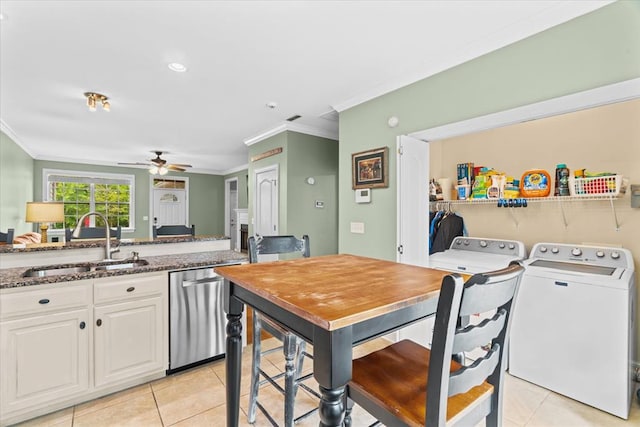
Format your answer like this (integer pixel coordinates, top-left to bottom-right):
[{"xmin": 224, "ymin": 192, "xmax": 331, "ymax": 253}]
[
  {"xmin": 432, "ymin": 195, "xmax": 619, "ymax": 205},
  {"xmin": 431, "ymin": 194, "xmax": 623, "ymax": 230}
]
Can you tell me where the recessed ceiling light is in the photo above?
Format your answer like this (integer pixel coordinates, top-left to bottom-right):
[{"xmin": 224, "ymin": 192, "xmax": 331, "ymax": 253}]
[
  {"xmin": 266, "ymin": 102, "xmax": 277, "ymax": 109},
  {"xmin": 168, "ymin": 62, "xmax": 187, "ymax": 73}
]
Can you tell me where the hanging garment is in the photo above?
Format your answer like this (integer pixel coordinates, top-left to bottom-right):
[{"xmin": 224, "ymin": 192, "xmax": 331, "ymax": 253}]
[{"xmin": 430, "ymin": 212, "xmax": 465, "ymax": 254}]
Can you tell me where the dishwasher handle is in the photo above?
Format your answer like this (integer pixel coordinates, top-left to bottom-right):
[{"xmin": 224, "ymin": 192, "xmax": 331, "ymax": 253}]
[{"xmin": 182, "ymin": 276, "xmax": 224, "ymax": 288}]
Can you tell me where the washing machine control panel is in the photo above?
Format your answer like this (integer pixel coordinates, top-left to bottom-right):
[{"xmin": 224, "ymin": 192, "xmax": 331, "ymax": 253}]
[
  {"xmin": 531, "ymin": 243, "xmax": 633, "ymax": 268},
  {"xmin": 450, "ymin": 237, "xmax": 526, "ymax": 257}
]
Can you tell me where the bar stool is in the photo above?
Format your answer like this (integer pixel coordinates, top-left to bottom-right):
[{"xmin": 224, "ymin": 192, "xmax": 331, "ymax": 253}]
[{"xmin": 247, "ymin": 234, "xmax": 318, "ymax": 426}]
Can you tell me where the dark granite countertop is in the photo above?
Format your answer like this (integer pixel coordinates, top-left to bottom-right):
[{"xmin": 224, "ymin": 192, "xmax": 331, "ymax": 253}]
[
  {"xmin": 0, "ymin": 250, "xmax": 248, "ymax": 289},
  {"xmin": 0, "ymin": 235, "xmax": 229, "ymax": 254}
]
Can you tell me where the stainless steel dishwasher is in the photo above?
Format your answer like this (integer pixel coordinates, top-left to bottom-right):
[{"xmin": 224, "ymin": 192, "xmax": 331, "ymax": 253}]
[{"xmin": 168, "ymin": 265, "xmax": 244, "ymax": 373}]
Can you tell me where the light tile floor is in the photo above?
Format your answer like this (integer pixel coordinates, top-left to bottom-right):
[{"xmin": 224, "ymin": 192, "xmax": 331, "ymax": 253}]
[{"xmin": 13, "ymin": 338, "xmax": 640, "ymax": 427}]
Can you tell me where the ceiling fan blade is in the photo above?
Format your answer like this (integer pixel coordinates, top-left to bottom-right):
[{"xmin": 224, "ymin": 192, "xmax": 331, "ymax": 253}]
[
  {"xmin": 167, "ymin": 165, "xmax": 186, "ymax": 172},
  {"xmin": 118, "ymin": 162, "xmax": 152, "ymax": 166},
  {"xmin": 169, "ymin": 163, "xmax": 192, "ymax": 168}
]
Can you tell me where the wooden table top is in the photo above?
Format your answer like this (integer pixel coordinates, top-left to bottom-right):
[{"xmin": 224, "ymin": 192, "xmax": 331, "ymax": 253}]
[{"xmin": 216, "ymin": 254, "xmax": 454, "ymax": 331}]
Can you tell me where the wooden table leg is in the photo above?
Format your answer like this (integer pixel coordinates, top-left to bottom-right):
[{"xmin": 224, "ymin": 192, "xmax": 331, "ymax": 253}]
[
  {"xmin": 225, "ymin": 286, "xmax": 243, "ymax": 427},
  {"xmin": 313, "ymin": 327, "xmax": 352, "ymax": 427}
]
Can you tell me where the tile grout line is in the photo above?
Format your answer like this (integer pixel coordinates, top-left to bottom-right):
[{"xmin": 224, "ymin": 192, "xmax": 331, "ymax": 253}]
[
  {"xmin": 522, "ymin": 390, "xmax": 552, "ymax": 427},
  {"xmin": 150, "ymin": 385, "xmax": 165, "ymax": 427}
]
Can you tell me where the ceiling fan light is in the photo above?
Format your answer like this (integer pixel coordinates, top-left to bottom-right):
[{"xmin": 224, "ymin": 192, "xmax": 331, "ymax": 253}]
[
  {"xmin": 159, "ymin": 166, "xmax": 169, "ymax": 175},
  {"xmin": 84, "ymin": 92, "xmax": 109, "ymax": 112},
  {"xmin": 149, "ymin": 166, "xmax": 159, "ymax": 175},
  {"xmin": 87, "ymin": 94, "xmax": 97, "ymax": 111}
]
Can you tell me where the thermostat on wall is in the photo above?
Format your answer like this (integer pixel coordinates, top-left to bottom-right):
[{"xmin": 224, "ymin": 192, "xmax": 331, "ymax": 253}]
[{"xmin": 355, "ymin": 188, "xmax": 371, "ymax": 203}]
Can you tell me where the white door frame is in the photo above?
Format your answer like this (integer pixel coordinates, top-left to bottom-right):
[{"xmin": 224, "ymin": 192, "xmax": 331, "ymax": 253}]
[
  {"xmin": 253, "ymin": 164, "xmax": 279, "ymax": 237},
  {"xmin": 149, "ymin": 176, "xmax": 189, "ymax": 237},
  {"xmin": 224, "ymin": 177, "xmax": 239, "ymax": 243}
]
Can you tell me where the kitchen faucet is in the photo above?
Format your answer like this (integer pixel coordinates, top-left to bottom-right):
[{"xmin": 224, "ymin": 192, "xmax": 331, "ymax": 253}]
[{"xmin": 72, "ymin": 211, "xmax": 119, "ymax": 261}]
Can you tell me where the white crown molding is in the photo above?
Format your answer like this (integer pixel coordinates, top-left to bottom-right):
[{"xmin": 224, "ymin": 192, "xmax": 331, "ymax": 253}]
[
  {"xmin": 243, "ymin": 122, "xmax": 338, "ymax": 146},
  {"xmin": 410, "ymin": 77, "xmax": 640, "ymax": 142},
  {"xmin": 0, "ymin": 119, "xmax": 35, "ymax": 158},
  {"xmin": 221, "ymin": 163, "xmax": 249, "ymax": 175},
  {"xmin": 332, "ymin": 1, "xmax": 613, "ymax": 113}
]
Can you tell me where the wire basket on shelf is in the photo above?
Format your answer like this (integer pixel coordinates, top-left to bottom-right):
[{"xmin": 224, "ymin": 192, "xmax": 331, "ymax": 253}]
[{"xmin": 569, "ymin": 174, "xmax": 624, "ymax": 197}]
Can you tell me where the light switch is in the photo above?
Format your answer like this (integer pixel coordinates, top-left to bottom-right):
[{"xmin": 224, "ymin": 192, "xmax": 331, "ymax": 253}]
[{"xmin": 350, "ymin": 222, "xmax": 365, "ymax": 234}]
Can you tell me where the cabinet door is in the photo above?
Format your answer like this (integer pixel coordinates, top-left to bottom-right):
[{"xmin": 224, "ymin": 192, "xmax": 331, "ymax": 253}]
[
  {"xmin": 94, "ymin": 297, "xmax": 163, "ymax": 388},
  {"xmin": 0, "ymin": 309, "xmax": 90, "ymax": 415}
]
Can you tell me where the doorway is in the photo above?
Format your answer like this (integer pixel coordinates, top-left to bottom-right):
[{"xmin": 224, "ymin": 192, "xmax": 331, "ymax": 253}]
[
  {"xmin": 151, "ymin": 177, "xmax": 189, "ymax": 234},
  {"xmin": 225, "ymin": 178, "xmax": 239, "ymax": 250}
]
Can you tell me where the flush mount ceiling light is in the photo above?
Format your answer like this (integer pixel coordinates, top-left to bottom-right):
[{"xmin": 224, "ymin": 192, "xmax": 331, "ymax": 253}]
[
  {"xmin": 84, "ymin": 92, "xmax": 110, "ymax": 112},
  {"xmin": 168, "ymin": 62, "xmax": 187, "ymax": 72}
]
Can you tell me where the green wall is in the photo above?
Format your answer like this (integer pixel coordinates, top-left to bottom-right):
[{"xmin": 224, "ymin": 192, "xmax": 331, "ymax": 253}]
[
  {"xmin": 0, "ymin": 131, "xmax": 34, "ymax": 234},
  {"xmin": 338, "ymin": 1, "xmax": 640, "ymax": 260},
  {"xmin": 248, "ymin": 131, "xmax": 339, "ymax": 256},
  {"xmin": 187, "ymin": 173, "xmax": 226, "ymax": 236},
  {"xmin": 32, "ymin": 160, "xmax": 226, "ymax": 238},
  {"xmin": 223, "ymin": 169, "xmax": 249, "ymax": 209},
  {"xmin": 287, "ymin": 133, "xmax": 339, "ymax": 256}
]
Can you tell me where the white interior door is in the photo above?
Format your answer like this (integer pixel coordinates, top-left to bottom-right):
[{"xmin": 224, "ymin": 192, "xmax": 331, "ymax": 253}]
[
  {"xmin": 153, "ymin": 189, "xmax": 187, "ymax": 227},
  {"xmin": 397, "ymin": 135, "xmax": 429, "ymax": 267},
  {"xmin": 225, "ymin": 178, "xmax": 239, "ymax": 249},
  {"xmin": 254, "ymin": 165, "xmax": 278, "ymax": 237},
  {"xmin": 396, "ymin": 135, "xmax": 431, "ymax": 347}
]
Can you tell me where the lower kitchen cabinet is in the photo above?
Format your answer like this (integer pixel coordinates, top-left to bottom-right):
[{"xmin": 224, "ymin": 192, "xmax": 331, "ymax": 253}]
[
  {"xmin": 0, "ymin": 308, "xmax": 90, "ymax": 416},
  {"xmin": 94, "ymin": 296, "xmax": 163, "ymax": 387},
  {"xmin": 0, "ymin": 272, "xmax": 168, "ymax": 426}
]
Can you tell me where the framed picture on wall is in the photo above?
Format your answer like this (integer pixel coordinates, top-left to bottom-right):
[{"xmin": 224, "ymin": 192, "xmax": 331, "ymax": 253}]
[{"xmin": 352, "ymin": 147, "xmax": 389, "ymax": 189}]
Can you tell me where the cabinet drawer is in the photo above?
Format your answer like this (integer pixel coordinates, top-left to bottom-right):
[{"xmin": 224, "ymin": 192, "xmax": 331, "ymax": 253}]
[
  {"xmin": 0, "ymin": 281, "xmax": 92, "ymax": 320},
  {"xmin": 94, "ymin": 272, "xmax": 165, "ymax": 305}
]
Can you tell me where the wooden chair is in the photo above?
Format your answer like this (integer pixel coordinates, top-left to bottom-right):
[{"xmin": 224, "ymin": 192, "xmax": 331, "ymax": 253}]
[
  {"xmin": 65, "ymin": 226, "xmax": 121, "ymax": 241},
  {"xmin": 152, "ymin": 224, "xmax": 195, "ymax": 238},
  {"xmin": 346, "ymin": 262, "xmax": 525, "ymax": 427},
  {"xmin": 247, "ymin": 234, "xmax": 318, "ymax": 427},
  {"xmin": 0, "ymin": 228, "xmax": 15, "ymax": 243}
]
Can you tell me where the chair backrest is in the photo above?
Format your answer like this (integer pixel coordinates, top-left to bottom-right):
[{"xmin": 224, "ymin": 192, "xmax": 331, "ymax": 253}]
[
  {"xmin": 0, "ymin": 228, "xmax": 15, "ymax": 243},
  {"xmin": 66, "ymin": 226, "xmax": 121, "ymax": 241},
  {"xmin": 152, "ymin": 224, "xmax": 195, "ymax": 238},
  {"xmin": 248, "ymin": 235, "xmax": 310, "ymax": 264},
  {"xmin": 426, "ymin": 262, "xmax": 524, "ymax": 426}
]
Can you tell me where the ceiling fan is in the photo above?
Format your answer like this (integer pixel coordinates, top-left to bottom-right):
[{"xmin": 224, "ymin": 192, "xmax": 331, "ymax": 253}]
[{"xmin": 118, "ymin": 151, "xmax": 192, "ymax": 174}]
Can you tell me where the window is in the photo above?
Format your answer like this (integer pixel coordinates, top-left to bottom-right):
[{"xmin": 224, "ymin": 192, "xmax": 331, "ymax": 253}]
[{"xmin": 43, "ymin": 169, "xmax": 135, "ymax": 231}]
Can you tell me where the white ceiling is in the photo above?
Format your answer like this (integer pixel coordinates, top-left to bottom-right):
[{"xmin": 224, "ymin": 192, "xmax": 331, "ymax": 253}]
[{"xmin": 0, "ymin": 1, "xmax": 611, "ymax": 175}]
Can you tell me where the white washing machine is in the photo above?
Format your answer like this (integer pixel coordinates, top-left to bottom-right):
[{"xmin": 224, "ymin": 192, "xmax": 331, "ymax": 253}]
[
  {"xmin": 509, "ymin": 243, "xmax": 636, "ymax": 419},
  {"xmin": 398, "ymin": 237, "xmax": 526, "ymax": 348}
]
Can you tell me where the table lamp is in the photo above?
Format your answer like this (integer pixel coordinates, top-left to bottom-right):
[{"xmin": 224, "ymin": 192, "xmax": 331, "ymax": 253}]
[{"xmin": 25, "ymin": 202, "xmax": 64, "ymax": 243}]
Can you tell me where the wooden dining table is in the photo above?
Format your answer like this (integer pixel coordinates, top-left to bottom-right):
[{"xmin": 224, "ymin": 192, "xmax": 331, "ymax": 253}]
[{"xmin": 216, "ymin": 253, "xmax": 452, "ymax": 427}]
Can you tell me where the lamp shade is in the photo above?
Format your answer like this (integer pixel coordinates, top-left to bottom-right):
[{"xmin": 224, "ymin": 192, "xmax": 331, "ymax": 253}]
[{"xmin": 25, "ymin": 202, "xmax": 64, "ymax": 223}]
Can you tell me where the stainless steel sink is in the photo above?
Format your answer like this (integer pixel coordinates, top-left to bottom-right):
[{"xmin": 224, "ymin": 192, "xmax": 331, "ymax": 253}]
[
  {"xmin": 23, "ymin": 260, "xmax": 149, "ymax": 277},
  {"xmin": 91, "ymin": 260, "xmax": 149, "ymax": 271},
  {"xmin": 24, "ymin": 265, "xmax": 92, "ymax": 277}
]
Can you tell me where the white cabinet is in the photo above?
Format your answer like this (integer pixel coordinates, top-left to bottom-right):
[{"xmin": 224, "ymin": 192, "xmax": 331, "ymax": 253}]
[
  {"xmin": 0, "ymin": 280, "xmax": 92, "ymax": 418},
  {"xmin": 93, "ymin": 273, "xmax": 165, "ymax": 388},
  {"xmin": 0, "ymin": 272, "xmax": 167, "ymax": 425}
]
